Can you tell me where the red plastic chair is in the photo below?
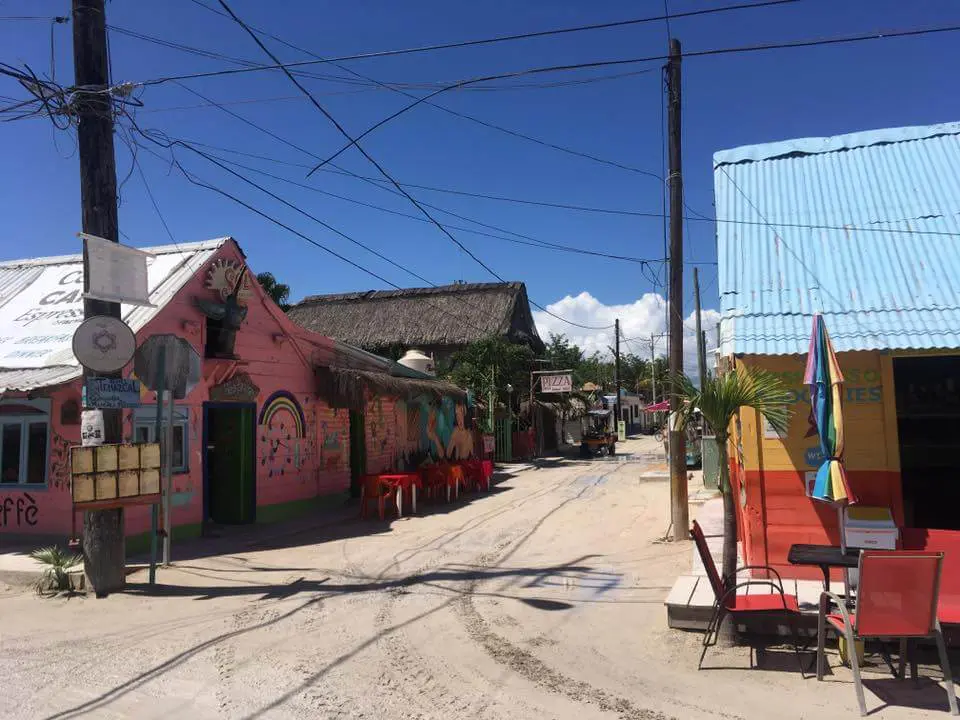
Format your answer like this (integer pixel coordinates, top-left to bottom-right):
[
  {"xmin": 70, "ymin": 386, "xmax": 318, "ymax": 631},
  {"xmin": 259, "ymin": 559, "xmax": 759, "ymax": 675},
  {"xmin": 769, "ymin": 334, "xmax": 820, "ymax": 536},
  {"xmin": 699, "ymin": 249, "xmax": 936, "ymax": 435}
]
[
  {"xmin": 690, "ymin": 520, "xmax": 804, "ymax": 672},
  {"xmin": 817, "ymin": 550, "xmax": 958, "ymax": 716},
  {"xmin": 359, "ymin": 474, "xmax": 398, "ymax": 521}
]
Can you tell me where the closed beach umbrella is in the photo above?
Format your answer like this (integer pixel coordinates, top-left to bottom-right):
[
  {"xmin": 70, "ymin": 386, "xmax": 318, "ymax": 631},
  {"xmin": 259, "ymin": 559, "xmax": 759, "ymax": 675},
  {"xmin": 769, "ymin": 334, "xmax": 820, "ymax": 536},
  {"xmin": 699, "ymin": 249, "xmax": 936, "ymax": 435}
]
[{"xmin": 804, "ymin": 314, "xmax": 856, "ymax": 594}]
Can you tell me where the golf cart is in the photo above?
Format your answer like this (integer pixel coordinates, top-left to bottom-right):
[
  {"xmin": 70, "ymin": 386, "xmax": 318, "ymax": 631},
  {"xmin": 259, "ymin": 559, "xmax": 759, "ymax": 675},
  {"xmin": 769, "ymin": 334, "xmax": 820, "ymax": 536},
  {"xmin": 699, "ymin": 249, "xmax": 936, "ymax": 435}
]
[{"xmin": 580, "ymin": 409, "xmax": 617, "ymax": 457}]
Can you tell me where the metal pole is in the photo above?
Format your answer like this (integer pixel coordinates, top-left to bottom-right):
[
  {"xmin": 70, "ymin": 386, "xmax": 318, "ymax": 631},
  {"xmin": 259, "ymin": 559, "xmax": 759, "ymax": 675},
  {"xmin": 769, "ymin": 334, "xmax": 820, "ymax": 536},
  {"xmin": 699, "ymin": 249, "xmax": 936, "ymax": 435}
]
[
  {"xmin": 694, "ymin": 267, "xmax": 707, "ymax": 390},
  {"xmin": 614, "ymin": 319, "xmax": 621, "ymax": 436},
  {"xmin": 650, "ymin": 334, "xmax": 657, "ymax": 405},
  {"xmin": 667, "ymin": 37, "xmax": 689, "ymax": 540},
  {"xmin": 149, "ymin": 346, "xmax": 166, "ymax": 584},
  {"xmin": 74, "ymin": 0, "xmax": 125, "ymax": 595},
  {"xmin": 162, "ymin": 389, "xmax": 174, "ymax": 565}
]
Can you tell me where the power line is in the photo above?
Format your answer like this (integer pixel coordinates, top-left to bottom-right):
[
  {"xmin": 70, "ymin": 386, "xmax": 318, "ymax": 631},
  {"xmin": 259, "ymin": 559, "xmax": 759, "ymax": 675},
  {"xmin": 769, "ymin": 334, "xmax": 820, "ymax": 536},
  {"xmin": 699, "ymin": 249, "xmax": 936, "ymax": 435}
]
[
  {"xmin": 131, "ymin": 137, "xmax": 535, "ymax": 340},
  {"xmin": 214, "ymin": 0, "xmax": 612, "ymax": 332},
  {"xmin": 117, "ymin": 10, "xmax": 666, "ymax": 180},
  {"xmin": 153, "ymin": 0, "xmax": 798, "ymax": 84},
  {"xmin": 110, "ymin": 21, "xmax": 661, "ymax": 94},
  {"xmin": 199, "ymin": 148, "xmax": 660, "ymax": 265},
  {"xmin": 131, "ymin": 21, "xmax": 960, "ymax": 94}
]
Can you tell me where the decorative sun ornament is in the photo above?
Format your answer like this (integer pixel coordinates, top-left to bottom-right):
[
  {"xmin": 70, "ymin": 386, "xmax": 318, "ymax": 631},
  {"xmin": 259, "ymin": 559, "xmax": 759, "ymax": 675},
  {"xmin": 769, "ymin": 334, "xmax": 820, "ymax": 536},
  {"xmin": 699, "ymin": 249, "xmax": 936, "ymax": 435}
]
[{"xmin": 206, "ymin": 258, "xmax": 252, "ymax": 305}]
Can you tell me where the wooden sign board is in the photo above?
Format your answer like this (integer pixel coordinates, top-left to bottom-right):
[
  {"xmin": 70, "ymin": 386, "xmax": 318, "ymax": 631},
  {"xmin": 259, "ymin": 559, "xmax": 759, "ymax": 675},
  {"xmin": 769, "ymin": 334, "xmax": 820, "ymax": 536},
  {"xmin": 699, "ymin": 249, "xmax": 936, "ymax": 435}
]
[{"xmin": 71, "ymin": 442, "xmax": 161, "ymax": 507}]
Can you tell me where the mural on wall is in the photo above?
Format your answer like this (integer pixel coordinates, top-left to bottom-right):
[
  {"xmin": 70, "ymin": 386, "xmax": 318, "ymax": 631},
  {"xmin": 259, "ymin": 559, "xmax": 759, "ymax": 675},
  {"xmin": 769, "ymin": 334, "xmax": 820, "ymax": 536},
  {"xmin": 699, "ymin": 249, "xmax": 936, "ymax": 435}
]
[
  {"xmin": 48, "ymin": 429, "xmax": 72, "ymax": 491},
  {"xmin": 395, "ymin": 395, "xmax": 474, "ymax": 468},
  {"xmin": 259, "ymin": 391, "xmax": 311, "ymax": 478},
  {"xmin": 319, "ymin": 408, "xmax": 344, "ymax": 472}
]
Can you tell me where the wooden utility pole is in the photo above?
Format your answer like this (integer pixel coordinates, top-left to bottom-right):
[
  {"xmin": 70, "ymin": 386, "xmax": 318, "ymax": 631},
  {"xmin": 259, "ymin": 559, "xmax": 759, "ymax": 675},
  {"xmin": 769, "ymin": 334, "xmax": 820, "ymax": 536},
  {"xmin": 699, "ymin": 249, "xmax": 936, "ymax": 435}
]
[
  {"xmin": 666, "ymin": 38, "xmax": 688, "ymax": 541},
  {"xmin": 614, "ymin": 318, "xmax": 621, "ymax": 433},
  {"xmin": 694, "ymin": 267, "xmax": 707, "ymax": 389},
  {"xmin": 73, "ymin": 0, "xmax": 126, "ymax": 594},
  {"xmin": 649, "ymin": 334, "xmax": 657, "ymax": 405}
]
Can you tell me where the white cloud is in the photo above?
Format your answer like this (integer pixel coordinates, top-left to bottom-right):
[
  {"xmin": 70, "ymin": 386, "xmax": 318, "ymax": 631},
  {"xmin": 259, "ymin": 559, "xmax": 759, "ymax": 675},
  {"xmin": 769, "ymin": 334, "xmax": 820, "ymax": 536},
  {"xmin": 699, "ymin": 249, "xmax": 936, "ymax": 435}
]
[{"xmin": 533, "ymin": 291, "xmax": 721, "ymax": 378}]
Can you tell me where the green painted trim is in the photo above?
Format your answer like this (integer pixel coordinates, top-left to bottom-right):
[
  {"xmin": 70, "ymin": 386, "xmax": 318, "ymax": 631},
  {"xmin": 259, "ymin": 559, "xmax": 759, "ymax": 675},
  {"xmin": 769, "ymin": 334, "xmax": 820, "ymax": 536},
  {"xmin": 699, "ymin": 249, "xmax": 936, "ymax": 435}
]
[
  {"xmin": 126, "ymin": 522, "xmax": 202, "ymax": 557},
  {"xmin": 256, "ymin": 492, "xmax": 348, "ymax": 525}
]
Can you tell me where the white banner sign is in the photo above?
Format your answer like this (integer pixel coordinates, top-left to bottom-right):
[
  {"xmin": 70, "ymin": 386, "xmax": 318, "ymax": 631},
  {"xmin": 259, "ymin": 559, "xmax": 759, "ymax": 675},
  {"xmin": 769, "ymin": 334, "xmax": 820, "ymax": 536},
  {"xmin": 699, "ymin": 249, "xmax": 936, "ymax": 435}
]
[
  {"xmin": 82, "ymin": 234, "xmax": 153, "ymax": 307},
  {"xmin": 0, "ymin": 250, "xmax": 187, "ymax": 368},
  {"xmin": 539, "ymin": 374, "xmax": 573, "ymax": 393}
]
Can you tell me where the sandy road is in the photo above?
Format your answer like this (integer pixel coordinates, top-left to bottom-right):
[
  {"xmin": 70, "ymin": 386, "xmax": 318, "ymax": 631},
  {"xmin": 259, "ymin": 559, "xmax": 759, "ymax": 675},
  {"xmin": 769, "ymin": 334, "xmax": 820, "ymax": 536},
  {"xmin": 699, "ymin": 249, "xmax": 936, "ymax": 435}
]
[{"xmin": 0, "ymin": 439, "xmax": 950, "ymax": 719}]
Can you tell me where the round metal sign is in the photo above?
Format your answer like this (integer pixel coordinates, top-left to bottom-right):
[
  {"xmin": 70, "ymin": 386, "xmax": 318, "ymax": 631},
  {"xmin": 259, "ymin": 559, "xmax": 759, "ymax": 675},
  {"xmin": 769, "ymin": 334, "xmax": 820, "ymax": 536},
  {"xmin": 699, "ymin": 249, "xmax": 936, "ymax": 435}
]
[{"xmin": 72, "ymin": 316, "xmax": 137, "ymax": 373}]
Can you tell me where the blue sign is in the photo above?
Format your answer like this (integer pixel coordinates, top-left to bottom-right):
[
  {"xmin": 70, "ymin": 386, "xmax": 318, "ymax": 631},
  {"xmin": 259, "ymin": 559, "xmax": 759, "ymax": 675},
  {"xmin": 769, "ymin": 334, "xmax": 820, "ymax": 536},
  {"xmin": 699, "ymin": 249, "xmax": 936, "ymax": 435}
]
[
  {"xmin": 84, "ymin": 378, "xmax": 141, "ymax": 409},
  {"xmin": 804, "ymin": 446, "xmax": 824, "ymax": 468}
]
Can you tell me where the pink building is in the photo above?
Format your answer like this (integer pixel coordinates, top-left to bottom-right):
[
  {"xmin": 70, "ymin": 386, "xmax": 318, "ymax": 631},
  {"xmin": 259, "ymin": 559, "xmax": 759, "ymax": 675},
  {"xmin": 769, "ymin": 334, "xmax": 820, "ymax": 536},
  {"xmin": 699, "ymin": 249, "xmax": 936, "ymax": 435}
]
[{"xmin": 0, "ymin": 238, "xmax": 469, "ymax": 550}]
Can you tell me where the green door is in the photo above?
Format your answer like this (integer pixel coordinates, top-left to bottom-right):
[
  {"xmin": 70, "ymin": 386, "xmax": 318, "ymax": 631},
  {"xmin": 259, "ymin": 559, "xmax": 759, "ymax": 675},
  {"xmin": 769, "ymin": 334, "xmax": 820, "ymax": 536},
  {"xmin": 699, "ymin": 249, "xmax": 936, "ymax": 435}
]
[
  {"xmin": 206, "ymin": 404, "xmax": 256, "ymax": 524},
  {"xmin": 349, "ymin": 410, "xmax": 366, "ymax": 498}
]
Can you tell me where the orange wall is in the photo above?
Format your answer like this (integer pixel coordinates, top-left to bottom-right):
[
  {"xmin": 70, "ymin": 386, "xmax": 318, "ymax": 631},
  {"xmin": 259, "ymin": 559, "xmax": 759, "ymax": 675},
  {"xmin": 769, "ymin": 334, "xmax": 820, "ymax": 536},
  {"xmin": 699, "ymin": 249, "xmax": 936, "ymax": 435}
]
[{"xmin": 735, "ymin": 352, "xmax": 902, "ymax": 579}]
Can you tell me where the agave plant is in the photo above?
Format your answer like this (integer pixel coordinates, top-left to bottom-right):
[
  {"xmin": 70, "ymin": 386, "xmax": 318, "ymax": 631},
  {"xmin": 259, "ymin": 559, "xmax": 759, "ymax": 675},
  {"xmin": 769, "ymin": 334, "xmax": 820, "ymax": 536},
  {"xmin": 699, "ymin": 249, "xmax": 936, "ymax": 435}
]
[
  {"xmin": 672, "ymin": 368, "xmax": 791, "ymax": 586},
  {"xmin": 29, "ymin": 545, "xmax": 82, "ymax": 596}
]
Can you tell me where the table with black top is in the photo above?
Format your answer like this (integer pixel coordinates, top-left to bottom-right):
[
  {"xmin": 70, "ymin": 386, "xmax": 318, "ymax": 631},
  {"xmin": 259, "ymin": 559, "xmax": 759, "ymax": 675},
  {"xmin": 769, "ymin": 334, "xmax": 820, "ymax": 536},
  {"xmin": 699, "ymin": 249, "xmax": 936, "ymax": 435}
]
[{"xmin": 787, "ymin": 543, "xmax": 860, "ymax": 593}]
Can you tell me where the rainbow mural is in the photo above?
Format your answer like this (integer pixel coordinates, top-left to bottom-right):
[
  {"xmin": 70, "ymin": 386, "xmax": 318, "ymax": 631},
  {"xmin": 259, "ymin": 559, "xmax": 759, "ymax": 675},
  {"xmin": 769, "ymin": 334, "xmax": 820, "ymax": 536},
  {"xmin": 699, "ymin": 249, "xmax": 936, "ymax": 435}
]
[{"xmin": 258, "ymin": 391, "xmax": 306, "ymax": 438}]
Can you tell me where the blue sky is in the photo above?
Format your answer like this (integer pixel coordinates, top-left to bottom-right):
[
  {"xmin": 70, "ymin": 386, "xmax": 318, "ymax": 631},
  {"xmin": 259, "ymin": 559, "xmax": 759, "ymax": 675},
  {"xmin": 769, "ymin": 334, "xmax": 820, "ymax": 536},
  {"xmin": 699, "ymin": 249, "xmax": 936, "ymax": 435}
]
[{"xmin": 2, "ymin": 0, "xmax": 960, "ymax": 359}]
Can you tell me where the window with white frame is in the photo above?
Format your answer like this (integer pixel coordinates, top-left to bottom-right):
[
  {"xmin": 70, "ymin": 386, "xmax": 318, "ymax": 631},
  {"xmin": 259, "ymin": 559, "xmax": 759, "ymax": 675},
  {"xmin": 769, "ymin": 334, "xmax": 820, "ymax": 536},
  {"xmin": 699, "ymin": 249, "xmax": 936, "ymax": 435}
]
[
  {"xmin": 0, "ymin": 399, "xmax": 51, "ymax": 486},
  {"xmin": 132, "ymin": 406, "xmax": 190, "ymax": 474}
]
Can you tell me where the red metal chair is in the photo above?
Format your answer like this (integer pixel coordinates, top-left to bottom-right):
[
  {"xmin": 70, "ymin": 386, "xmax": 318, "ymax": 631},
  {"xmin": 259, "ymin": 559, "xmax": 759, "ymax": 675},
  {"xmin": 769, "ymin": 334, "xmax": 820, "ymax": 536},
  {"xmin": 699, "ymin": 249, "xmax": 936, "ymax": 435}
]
[
  {"xmin": 359, "ymin": 474, "xmax": 398, "ymax": 521},
  {"xmin": 816, "ymin": 550, "xmax": 958, "ymax": 717},
  {"xmin": 690, "ymin": 520, "xmax": 804, "ymax": 672}
]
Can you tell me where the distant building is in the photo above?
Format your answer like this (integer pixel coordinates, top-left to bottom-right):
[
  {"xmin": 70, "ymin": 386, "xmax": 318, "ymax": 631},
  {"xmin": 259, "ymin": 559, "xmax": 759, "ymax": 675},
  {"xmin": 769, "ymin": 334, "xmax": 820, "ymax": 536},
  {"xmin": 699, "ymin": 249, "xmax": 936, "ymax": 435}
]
[{"xmin": 286, "ymin": 282, "xmax": 545, "ymax": 365}]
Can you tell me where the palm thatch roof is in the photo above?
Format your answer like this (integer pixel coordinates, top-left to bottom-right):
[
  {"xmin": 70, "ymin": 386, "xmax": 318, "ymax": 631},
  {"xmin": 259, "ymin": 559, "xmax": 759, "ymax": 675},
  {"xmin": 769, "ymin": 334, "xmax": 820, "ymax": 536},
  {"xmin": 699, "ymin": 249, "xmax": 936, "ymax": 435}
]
[
  {"xmin": 316, "ymin": 366, "xmax": 466, "ymax": 411},
  {"xmin": 287, "ymin": 282, "xmax": 544, "ymax": 353}
]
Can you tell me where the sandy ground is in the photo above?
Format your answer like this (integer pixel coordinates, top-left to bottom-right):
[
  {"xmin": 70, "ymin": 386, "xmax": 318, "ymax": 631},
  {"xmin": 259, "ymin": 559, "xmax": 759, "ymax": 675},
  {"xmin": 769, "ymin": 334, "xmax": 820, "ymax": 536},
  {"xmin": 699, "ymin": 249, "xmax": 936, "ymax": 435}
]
[{"xmin": 0, "ymin": 437, "xmax": 955, "ymax": 719}]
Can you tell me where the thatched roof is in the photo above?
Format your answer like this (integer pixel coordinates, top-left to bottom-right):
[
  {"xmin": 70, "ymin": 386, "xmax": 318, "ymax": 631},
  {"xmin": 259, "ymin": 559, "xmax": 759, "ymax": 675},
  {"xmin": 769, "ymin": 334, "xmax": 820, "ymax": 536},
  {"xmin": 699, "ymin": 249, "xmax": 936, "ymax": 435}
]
[
  {"xmin": 315, "ymin": 366, "xmax": 466, "ymax": 411},
  {"xmin": 287, "ymin": 282, "xmax": 544, "ymax": 352}
]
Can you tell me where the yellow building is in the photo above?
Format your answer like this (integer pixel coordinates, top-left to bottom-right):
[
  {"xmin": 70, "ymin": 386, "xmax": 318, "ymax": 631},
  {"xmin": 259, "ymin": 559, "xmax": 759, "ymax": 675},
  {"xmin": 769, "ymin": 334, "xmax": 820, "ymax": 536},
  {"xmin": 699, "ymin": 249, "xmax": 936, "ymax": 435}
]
[{"xmin": 715, "ymin": 123, "xmax": 960, "ymax": 579}]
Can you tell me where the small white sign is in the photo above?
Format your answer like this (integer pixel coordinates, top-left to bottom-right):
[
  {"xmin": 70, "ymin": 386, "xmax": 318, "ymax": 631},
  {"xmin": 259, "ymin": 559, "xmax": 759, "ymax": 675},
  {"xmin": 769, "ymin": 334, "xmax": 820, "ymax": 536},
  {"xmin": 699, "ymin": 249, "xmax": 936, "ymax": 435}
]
[
  {"xmin": 81, "ymin": 409, "xmax": 105, "ymax": 447},
  {"xmin": 540, "ymin": 374, "xmax": 572, "ymax": 393},
  {"xmin": 805, "ymin": 471, "xmax": 817, "ymax": 497},
  {"xmin": 82, "ymin": 234, "xmax": 154, "ymax": 307}
]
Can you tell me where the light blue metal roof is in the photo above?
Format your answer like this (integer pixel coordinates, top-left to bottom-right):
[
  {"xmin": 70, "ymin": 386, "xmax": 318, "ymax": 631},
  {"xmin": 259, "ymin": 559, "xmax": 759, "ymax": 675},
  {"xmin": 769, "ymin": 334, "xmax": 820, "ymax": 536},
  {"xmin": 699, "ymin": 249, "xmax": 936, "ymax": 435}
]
[{"xmin": 715, "ymin": 121, "xmax": 960, "ymax": 356}]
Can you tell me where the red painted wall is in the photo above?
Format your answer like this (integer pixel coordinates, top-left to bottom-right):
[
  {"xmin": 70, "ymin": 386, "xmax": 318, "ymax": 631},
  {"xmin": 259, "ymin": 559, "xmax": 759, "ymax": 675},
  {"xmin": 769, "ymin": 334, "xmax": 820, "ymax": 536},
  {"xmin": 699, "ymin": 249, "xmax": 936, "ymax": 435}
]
[{"xmin": 0, "ymin": 240, "xmax": 401, "ymax": 539}]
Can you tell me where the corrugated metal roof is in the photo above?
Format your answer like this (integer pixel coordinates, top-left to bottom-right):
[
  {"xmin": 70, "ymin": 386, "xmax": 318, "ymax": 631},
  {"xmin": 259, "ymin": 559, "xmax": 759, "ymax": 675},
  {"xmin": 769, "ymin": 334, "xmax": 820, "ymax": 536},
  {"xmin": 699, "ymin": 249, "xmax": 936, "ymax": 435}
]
[
  {"xmin": 0, "ymin": 239, "xmax": 229, "ymax": 392},
  {"xmin": 715, "ymin": 122, "xmax": 960, "ymax": 356}
]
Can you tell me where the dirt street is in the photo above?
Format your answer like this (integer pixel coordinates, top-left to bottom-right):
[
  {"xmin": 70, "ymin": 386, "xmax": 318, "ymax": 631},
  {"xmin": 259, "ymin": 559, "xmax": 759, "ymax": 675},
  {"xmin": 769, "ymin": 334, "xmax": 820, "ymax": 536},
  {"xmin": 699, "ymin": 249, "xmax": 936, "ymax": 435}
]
[{"xmin": 0, "ymin": 438, "xmax": 951, "ymax": 719}]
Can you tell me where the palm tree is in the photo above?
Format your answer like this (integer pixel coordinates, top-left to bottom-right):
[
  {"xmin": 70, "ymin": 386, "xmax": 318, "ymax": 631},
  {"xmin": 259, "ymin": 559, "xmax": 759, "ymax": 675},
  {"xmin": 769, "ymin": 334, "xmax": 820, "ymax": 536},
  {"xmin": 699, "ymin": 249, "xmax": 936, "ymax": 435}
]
[
  {"xmin": 672, "ymin": 368, "xmax": 791, "ymax": 588},
  {"xmin": 256, "ymin": 272, "xmax": 291, "ymax": 311}
]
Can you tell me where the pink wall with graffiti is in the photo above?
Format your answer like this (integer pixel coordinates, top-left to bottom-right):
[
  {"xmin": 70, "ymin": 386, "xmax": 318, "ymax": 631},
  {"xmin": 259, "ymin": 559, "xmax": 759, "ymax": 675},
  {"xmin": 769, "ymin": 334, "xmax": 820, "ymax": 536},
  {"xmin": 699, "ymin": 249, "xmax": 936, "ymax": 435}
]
[{"xmin": 0, "ymin": 240, "xmax": 358, "ymax": 539}]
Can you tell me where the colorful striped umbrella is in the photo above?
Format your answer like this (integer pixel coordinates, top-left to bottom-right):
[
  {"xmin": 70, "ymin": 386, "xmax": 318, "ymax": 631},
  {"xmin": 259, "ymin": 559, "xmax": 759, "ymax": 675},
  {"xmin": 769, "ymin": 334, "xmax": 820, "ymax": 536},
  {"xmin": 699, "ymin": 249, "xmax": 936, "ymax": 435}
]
[
  {"xmin": 804, "ymin": 314, "xmax": 857, "ymax": 597},
  {"xmin": 804, "ymin": 314, "xmax": 856, "ymax": 505}
]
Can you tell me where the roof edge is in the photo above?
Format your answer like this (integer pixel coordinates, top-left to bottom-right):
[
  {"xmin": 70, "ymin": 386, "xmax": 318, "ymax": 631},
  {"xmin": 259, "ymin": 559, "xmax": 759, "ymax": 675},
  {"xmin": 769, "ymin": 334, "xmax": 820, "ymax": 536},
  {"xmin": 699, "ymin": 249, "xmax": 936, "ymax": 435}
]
[
  {"xmin": 713, "ymin": 121, "xmax": 960, "ymax": 168},
  {"xmin": 0, "ymin": 238, "xmax": 232, "ymax": 269}
]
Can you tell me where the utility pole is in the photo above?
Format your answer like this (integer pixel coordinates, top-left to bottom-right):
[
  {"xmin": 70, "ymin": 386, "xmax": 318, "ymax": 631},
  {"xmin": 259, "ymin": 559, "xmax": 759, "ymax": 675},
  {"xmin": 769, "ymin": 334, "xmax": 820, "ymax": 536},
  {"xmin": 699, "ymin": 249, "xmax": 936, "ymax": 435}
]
[
  {"xmin": 73, "ymin": 0, "xmax": 126, "ymax": 594},
  {"xmin": 614, "ymin": 319, "xmax": 621, "ymax": 435},
  {"xmin": 650, "ymin": 334, "xmax": 657, "ymax": 404},
  {"xmin": 666, "ymin": 38, "xmax": 688, "ymax": 541},
  {"xmin": 694, "ymin": 267, "xmax": 707, "ymax": 390}
]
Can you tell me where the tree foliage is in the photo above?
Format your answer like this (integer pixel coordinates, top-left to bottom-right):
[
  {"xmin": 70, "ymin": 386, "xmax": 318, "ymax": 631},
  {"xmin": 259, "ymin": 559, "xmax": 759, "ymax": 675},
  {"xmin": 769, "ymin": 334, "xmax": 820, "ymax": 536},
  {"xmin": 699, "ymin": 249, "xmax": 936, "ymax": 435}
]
[
  {"xmin": 543, "ymin": 333, "xmax": 667, "ymax": 400},
  {"xmin": 671, "ymin": 367, "xmax": 792, "ymax": 610},
  {"xmin": 442, "ymin": 336, "xmax": 534, "ymax": 408},
  {"xmin": 256, "ymin": 272, "xmax": 291, "ymax": 311}
]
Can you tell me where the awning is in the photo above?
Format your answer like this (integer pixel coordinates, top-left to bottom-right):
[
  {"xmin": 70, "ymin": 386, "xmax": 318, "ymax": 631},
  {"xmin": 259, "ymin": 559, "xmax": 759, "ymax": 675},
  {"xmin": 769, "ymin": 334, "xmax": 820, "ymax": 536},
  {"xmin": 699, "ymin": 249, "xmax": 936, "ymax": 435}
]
[
  {"xmin": 315, "ymin": 366, "xmax": 466, "ymax": 411},
  {"xmin": 645, "ymin": 400, "xmax": 670, "ymax": 413}
]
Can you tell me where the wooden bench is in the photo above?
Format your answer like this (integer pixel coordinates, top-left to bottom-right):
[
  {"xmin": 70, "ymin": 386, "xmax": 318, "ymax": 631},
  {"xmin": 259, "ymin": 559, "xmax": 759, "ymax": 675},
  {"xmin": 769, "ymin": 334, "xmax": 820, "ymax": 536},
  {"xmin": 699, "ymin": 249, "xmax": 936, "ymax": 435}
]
[{"xmin": 901, "ymin": 528, "xmax": 960, "ymax": 625}]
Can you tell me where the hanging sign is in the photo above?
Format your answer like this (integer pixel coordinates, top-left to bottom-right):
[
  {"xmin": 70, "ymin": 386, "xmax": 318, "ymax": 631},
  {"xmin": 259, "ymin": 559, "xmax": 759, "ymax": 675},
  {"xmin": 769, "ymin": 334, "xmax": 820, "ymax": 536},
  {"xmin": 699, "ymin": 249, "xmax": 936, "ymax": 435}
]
[
  {"xmin": 80, "ymin": 409, "xmax": 105, "ymax": 447},
  {"xmin": 72, "ymin": 316, "xmax": 136, "ymax": 373},
  {"xmin": 84, "ymin": 377, "xmax": 141, "ymax": 409},
  {"xmin": 539, "ymin": 374, "xmax": 573, "ymax": 393},
  {"xmin": 80, "ymin": 233, "xmax": 154, "ymax": 307}
]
